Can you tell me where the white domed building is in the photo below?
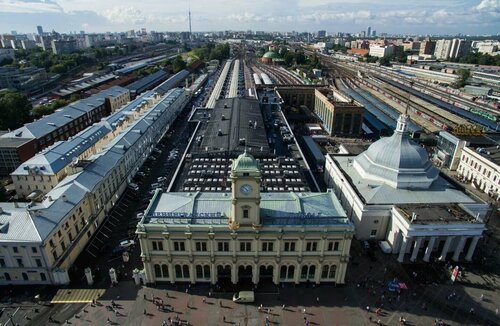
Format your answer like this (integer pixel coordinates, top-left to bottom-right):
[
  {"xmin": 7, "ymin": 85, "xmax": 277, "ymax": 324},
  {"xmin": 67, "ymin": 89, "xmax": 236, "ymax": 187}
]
[{"xmin": 325, "ymin": 114, "xmax": 488, "ymax": 263}]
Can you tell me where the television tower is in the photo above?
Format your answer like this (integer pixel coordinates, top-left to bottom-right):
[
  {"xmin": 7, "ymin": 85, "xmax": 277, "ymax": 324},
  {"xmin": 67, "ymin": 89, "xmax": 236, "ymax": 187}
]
[{"xmin": 188, "ymin": 5, "xmax": 192, "ymax": 41}]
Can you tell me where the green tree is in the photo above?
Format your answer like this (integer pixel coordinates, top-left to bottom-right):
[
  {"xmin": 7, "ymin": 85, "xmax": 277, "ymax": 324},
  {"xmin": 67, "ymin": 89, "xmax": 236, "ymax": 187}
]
[
  {"xmin": 0, "ymin": 91, "xmax": 32, "ymax": 129},
  {"xmin": 172, "ymin": 56, "xmax": 187, "ymax": 73},
  {"xmin": 295, "ymin": 51, "xmax": 306, "ymax": 65},
  {"xmin": 379, "ymin": 56, "xmax": 391, "ymax": 66}
]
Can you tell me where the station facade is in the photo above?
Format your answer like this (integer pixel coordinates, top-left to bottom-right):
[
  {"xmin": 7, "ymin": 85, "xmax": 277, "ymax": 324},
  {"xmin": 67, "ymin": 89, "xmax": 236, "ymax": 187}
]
[{"xmin": 138, "ymin": 152, "xmax": 354, "ymax": 286}]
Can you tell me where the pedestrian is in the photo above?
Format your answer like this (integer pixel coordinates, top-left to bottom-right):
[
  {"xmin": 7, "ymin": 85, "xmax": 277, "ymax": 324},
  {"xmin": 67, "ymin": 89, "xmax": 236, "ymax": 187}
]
[
  {"xmin": 369, "ymin": 316, "xmax": 372, "ymax": 322},
  {"xmin": 223, "ymin": 316, "xmax": 226, "ymax": 322},
  {"xmin": 282, "ymin": 304, "xmax": 285, "ymax": 309},
  {"xmin": 208, "ymin": 291, "xmax": 212, "ymax": 297},
  {"xmin": 203, "ymin": 297, "xmax": 206, "ymax": 304},
  {"xmin": 480, "ymin": 293, "xmax": 484, "ymax": 301},
  {"xmin": 165, "ymin": 291, "xmax": 169, "ymax": 298},
  {"xmin": 143, "ymin": 308, "xmax": 147, "ymax": 315},
  {"xmin": 316, "ymin": 297, "xmax": 319, "ymax": 303},
  {"xmin": 303, "ymin": 308, "xmax": 306, "ymax": 314},
  {"xmin": 143, "ymin": 294, "xmax": 146, "ymax": 300},
  {"xmin": 219, "ymin": 300, "xmax": 223, "ymax": 307}
]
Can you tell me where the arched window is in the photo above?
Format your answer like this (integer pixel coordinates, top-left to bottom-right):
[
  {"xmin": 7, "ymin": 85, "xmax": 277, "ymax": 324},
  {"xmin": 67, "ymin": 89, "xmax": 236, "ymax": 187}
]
[
  {"xmin": 154, "ymin": 264, "xmax": 162, "ymax": 278},
  {"xmin": 280, "ymin": 266, "xmax": 287, "ymax": 279},
  {"xmin": 321, "ymin": 265, "xmax": 337, "ymax": 279},
  {"xmin": 280, "ymin": 265, "xmax": 295, "ymax": 280},
  {"xmin": 182, "ymin": 265, "xmax": 190, "ymax": 278},
  {"xmin": 203, "ymin": 265, "xmax": 210, "ymax": 279},
  {"xmin": 196, "ymin": 265, "xmax": 203, "ymax": 278},
  {"xmin": 4, "ymin": 272, "xmax": 10, "ymax": 281},
  {"xmin": 175, "ymin": 265, "xmax": 182, "ymax": 278},
  {"xmin": 161, "ymin": 264, "xmax": 169, "ymax": 278}
]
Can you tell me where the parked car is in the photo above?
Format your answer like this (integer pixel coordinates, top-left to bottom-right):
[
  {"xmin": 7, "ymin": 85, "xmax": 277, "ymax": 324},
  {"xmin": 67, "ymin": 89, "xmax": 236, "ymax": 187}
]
[
  {"xmin": 128, "ymin": 183, "xmax": 139, "ymax": 191},
  {"xmin": 119, "ymin": 240, "xmax": 135, "ymax": 248},
  {"xmin": 157, "ymin": 177, "xmax": 166, "ymax": 182}
]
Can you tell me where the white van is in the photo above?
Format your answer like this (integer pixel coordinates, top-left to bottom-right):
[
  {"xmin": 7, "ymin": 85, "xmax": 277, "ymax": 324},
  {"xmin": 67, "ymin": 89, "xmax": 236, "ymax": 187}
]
[{"xmin": 232, "ymin": 291, "xmax": 255, "ymax": 303}]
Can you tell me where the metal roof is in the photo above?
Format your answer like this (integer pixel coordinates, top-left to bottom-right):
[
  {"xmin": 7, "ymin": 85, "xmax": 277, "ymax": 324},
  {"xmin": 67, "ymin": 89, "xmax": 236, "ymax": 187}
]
[{"xmin": 144, "ymin": 191, "xmax": 350, "ymax": 226}]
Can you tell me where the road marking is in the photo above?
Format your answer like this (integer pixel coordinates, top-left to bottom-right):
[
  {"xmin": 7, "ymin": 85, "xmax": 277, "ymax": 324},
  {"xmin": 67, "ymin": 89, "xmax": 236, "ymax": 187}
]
[{"xmin": 51, "ymin": 289, "xmax": 106, "ymax": 304}]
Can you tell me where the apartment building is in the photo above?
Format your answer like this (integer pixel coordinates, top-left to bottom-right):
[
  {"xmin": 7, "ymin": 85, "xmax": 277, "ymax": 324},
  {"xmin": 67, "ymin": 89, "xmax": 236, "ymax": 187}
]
[
  {"xmin": 0, "ymin": 88, "xmax": 190, "ymax": 285},
  {"xmin": 11, "ymin": 91, "xmax": 162, "ymax": 198},
  {"xmin": 0, "ymin": 86, "xmax": 130, "ymax": 176}
]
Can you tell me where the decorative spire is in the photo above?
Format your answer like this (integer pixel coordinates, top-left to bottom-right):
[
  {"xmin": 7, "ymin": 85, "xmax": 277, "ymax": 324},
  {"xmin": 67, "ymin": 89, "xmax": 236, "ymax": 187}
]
[{"xmin": 395, "ymin": 114, "xmax": 408, "ymax": 134}]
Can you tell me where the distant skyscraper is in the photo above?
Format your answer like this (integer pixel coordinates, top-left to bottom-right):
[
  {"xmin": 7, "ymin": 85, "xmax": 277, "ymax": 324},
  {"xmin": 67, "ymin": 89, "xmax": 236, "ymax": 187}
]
[
  {"xmin": 367, "ymin": 26, "xmax": 371, "ymax": 38},
  {"xmin": 372, "ymin": 30, "xmax": 376, "ymax": 37},
  {"xmin": 317, "ymin": 30, "xmax": 326, "ymax": 38},
  {"xmin": 37, "ymin": 25, "xmax": 43, "ymax": 36}
]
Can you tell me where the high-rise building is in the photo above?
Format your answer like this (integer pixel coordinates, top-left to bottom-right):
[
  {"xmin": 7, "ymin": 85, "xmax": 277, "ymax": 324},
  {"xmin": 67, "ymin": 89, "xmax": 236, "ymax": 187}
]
[
  {"xmin": 434, "ymin": 39, "xmax": 452, "ymax": 60},
  {"xmin": 317, "ymin": 30, "xmax": 326, "ymax": 38},
  {"xmin": 372, "ymin": 30, "xmax": 376, "ymax": 37},
  {"xmin": 449, "ymin": 39, "xmax": 471, "ymax": 59},
  {"xmin": 367, "ymin": 26, "xmax": 371, "ymax": 38},
  {"xmin": 37, "ymin": 25, "xmax": 43, "ymax": 36},
  {"xmin": 419, "ymin": 41, "xmax": 436, "ymax": 55}
]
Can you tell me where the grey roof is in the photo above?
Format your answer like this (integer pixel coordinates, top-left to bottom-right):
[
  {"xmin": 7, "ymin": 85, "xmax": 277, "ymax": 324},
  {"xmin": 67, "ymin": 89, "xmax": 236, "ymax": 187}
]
[
  {"xmin": 155, "ymin": 69, "xmax": 189, "ymax": 95},
  {"xmin": 0, "ymin": 203, "xmax": 41, "ymax": 242},
  {"xmin": 0, "ymin": 86, "xmax": 129, "ymax": 141},
  {"xmin": 198, "ymin": 98, "xmax": 269, "ymax": 154},
  {"xmin": 13, "ymin": 124, "xmax": 110, "ymax": 175},
  {"xmin": 144, "ymin": 191, "xmax": 351, "ymax": 227},
  {"xmin": 1, "ymin": 88, "xmax": 185, "ymax": 242},
  {"xmin": 335, "ymin": 155, "xmax": 476, "ymax": 205},
  {"xmin": 354, "ymin": 115, "xmax": 438, "ymax": 189},
  {"xmin": 126, "ymin": 70, "xmax": 168, "ymax": 93}
]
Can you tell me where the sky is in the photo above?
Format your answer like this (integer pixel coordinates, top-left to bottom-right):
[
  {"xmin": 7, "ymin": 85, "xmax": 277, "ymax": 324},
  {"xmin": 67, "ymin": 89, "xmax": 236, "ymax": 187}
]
[{"xmin": 0, "ymin": 0, "xmax": 499, "ymax": 35}]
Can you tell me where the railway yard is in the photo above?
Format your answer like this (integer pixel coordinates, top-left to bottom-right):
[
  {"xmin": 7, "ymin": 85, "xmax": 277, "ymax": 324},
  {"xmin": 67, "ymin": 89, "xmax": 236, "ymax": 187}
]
[{"xmin": 206, "ymin": 46, "xmax": 498, "ymax": 143}]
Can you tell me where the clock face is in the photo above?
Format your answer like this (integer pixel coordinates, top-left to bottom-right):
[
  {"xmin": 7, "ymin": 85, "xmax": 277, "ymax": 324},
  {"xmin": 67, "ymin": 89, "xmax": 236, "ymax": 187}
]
[{"xmin": 240, "ymin": 184, "xmax": 253, "ymax": 194}]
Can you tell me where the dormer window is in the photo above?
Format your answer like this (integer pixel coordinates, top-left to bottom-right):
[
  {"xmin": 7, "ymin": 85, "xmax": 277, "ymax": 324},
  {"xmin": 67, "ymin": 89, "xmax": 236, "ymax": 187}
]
[{"xmin": 243, "ymin": 173, "xmax": 249, "ymax": 176}]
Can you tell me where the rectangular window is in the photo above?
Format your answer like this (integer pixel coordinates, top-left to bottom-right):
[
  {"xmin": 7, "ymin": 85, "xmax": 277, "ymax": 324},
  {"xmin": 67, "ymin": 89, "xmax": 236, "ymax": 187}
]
[
  {"xmin": 306, "ymin": 241, "xmax": 318, "ymax": 252},
  {"xmin": 61, "ymin": 241, "xmax": 66, "ymax": 251},
  {"xmin": 173, "ymin": 241, "xmax": 185, "ymax": 251},
  {"xmin": 370, "ymin": 229, "xmax": 377, "ymax": 236},
  {"xmin": 35, "ymin": 258, "xmax": 43, "ymax": 267},
  {"xmin": 31, "ymin": 247, "xmax": 37, "ymax": 254},
  {"xmin": 243, "ymin": 209, "xmax": 249, "ymax": 218},
  {"xmin": 0, "ymin": 258, "xmax": 5, "ymax": 267},
  {"xmin": 17, "ymin": 258, "xmax": 24, "ymax": 267},
  {"xmin": 328, "ymin": 241, "xmax": 340, "ymax": 251},
  {"xmin": 152, "ymin": 241, "xmax": 163, "ymax": 251},
  {"xmin": 284, "ymin": 241, "xmax": 296, "ymax": 252},
  {"xmin": 218, "ymin": 241, "xmax": 229, "ymax": 252},
  {"xmin": 195, "ymin": 241, "xmax": 207, "ymax": 252},
  {"xmin": 240, "ymin": 241, "xmax": 252, "ymax": 252},
  {"xmin": 13, "ymin": 247, "xmax": 18, "ymax": 253},
  {"xmin": 262, "ymin": 241, "xmax": 274, "ymax": 252}
]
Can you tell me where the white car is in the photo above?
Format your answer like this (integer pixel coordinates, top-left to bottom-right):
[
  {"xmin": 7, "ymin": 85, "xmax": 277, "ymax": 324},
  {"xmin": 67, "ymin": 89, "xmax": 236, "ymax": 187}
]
[
  {"xmin": 136, "ymin": 213, "xmax": 144, "ymax": 220},
  {"xmin": 119, "ymin": 240, "xmax": 135, "ymax": 248}
]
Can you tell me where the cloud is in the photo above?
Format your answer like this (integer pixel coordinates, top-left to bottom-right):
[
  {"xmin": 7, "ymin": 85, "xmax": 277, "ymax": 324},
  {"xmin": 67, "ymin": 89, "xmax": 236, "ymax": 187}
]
[
  {"xmin": 0, "ymin": 0, "xmax": 63, "ymax": 14},
  {"xmin": 102, "ymin": 6, "xmax": 146, "ymax": 24},
  {"xmin": 475, "ymin": 0, "xmax": 500, "ymax": 11}
]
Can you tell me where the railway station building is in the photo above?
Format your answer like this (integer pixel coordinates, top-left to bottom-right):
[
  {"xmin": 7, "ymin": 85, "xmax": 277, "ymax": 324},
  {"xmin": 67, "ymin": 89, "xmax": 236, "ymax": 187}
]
[
  {"xmin": 137, "ymin": 151, "xmax": 354, "ymax": 286},
  {"xmin": 324, "ymin": 114, "xmax": 488, "ymax": 263}
]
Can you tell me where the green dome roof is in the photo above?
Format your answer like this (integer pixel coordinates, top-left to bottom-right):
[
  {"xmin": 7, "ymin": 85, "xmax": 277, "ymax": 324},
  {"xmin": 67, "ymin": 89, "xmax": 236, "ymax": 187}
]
[
  {"xmin": 232, "ymin": 151, "xmax": 260, "ymax": 172},
  {"xmin": 262, "ymin": 51, "xmax": 280, "ymax": 59}
]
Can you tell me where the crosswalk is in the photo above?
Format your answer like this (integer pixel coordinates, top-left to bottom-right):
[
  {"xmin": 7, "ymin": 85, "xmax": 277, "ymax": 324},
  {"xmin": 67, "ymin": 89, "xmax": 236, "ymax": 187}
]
[{"xmin": 51, "ymin": 288, "xmax": 106, "ymax": 304}]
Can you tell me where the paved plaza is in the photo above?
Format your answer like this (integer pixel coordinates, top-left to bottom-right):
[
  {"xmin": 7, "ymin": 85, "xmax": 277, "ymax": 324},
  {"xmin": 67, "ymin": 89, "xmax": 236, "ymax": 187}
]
[{"xmin": 1, "ymin": 238, "xmax": 498, "ymax": 326}]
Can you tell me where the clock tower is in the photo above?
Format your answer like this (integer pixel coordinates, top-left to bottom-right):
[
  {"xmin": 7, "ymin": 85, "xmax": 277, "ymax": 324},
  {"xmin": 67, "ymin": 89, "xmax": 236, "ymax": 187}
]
[{"xmin": 229, "ymin": 151, "xmax": 261, "ymax": 228}]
